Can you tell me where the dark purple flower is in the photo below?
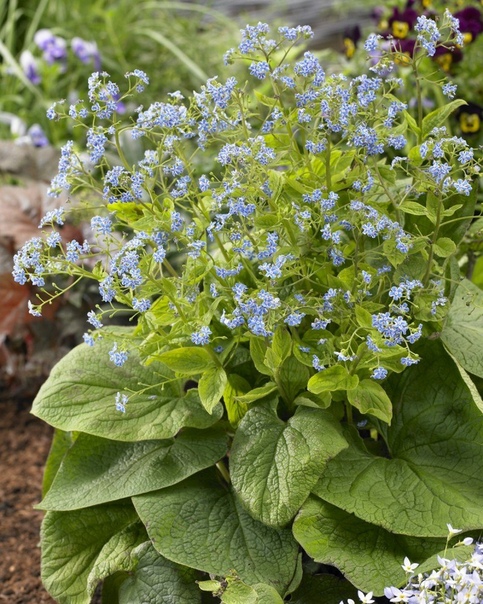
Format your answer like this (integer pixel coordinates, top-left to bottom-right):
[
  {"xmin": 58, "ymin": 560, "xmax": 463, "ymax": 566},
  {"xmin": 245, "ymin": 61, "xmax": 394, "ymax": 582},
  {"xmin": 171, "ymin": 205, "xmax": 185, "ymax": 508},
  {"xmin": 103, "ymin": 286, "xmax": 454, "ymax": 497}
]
[
  {"xmin": 454, "ymin": 7, "xmax": 483, "ymax": 44},
  {"xmin": 20, "ymin": 50, "xmax": 41, "ymax": 85},
  {"xmin": 27, "ymin": 124, "xmax": 49, "ymax": 147},
  {"xmin": 34, "ymin": 29, "xmax": 67, "ymax": 64},
  {"xmin": 433, "ymin": 45, "xmax": 462, "ymax": 73},
  {"xmin": 390, "ymin": 37, "xmax": 416, "ymax": 65},
  {"xmin": 456, "ymin": 102, "xmax": 483, "ymax": 134},
  {"xmin": 388, "ymin": 5, "xmax": 419, "ymax": 39},
  {"xmin": 342, "ymin": 25, "xmax": 361, "ymax": 59},
  {"xmin": 71, "ymin": 37, "xmax": 101, "ymax": 71}
]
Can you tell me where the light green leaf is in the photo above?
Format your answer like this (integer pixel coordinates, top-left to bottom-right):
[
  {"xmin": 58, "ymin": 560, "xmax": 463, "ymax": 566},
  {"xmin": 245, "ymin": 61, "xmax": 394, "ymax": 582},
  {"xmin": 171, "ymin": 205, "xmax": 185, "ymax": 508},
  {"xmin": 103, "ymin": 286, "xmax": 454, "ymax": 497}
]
[
  {"xmin": 398, "ymin": 200, "xmax": 427, "ymax": 216},
  {"xmin": 38, "ymin": 428, "xmax": 228, "ymax": 511},
  {"xmin": 199, "ymin": 366, "xmax": 228, "ymax": 413},
  {"xmin": 32, "ymin": 340, "xmax": 222, "ymax": 441},
  {"xmin": 230, "ymin": 405, "xmax": 348, "ymax": 527},
  {"xmin": 271, "ymin": 327, "xmax": 292, "ymax": 364},
  {"xmin": 236, "ymin": 382, "xmax": 278, "ymax": 404},
  {"xmin": 403, "ymin": 110, "xmax": 421, "ymax": 137},
  {"xmin": 441, "ymin": 279, "xmax": 483, "ymax": 378},
  {"xmin": 41, "ymin": 502, "xmax": 137, "ymax": 604},
  {"xmin": 449, "ymin": 352, "xmax": 483, "ymax": 414},
  {"xmin": 355, "ymin": 305, "xmax": 373, "ymax": 329},
  {"xmin": 223, "ymin": 374, "xmax": 250, "ymax": 427},
  {"xmin": 216, "ymin": 579, "xmax": 283, "ymax": 604},
  {"xmin": 156, "ymin": 347, "xmax": 215, "ymax": 375},
  {"xmin": 315, "ymin": 342, "xmax": 483, "ymax": 537},
  {"xmin": 422, "ymin": 99, "xmax": 467, "ymax": 138},
  {"xmin": 308, "ymin": 366, "xmax": 359, "ymax": 394},
  {"xmin": 250, "ymin": 338, "xmax": 272, "ymax": 376},
  {"xmin": 133, "ymin": 469, "xmax": 299, "ymax": 594},
  {"xmin": 347, "ymin": 379, "xmax": 392, "ymax": 424},
  {"xmin": 276, "ymin": 357, "xmax": 310, "ymax": 403},
  {"xmin": 118, "ymin": 542, "xmax": 202, "ymax": 603},
  {"xmin": 288, "ymin": 574, "xmax": 358, "ymax": 604},
  {"xmin": 433, "ymin": 237, "xmax": 457, "ymax": 258},
  {"xmin": 293, "ymin": 496, "xmax": 445, "ymax": 596}
]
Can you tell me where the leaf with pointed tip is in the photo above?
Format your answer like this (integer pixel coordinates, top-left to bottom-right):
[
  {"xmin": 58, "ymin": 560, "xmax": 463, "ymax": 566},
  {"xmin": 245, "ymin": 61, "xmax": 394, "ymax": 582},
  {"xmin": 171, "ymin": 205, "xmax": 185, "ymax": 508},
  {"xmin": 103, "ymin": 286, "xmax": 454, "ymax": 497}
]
[
  {"xmin": 32, "ymin": 339, "xmax": 222, "ymax": 440},
  {"xmin": 230, "ymin": 405, "xmax": 348, "ymax": 527},
  {"xmin": 38, "ymin": 428, "xmax": 228, "ymax": 510},
  {"xmin": 308, "ymin": 365, "xmax": 358, "ymax": 394},
  {"xmin": 315, "ymin": 342, "xmax": 483, "ymax": 537},
  {"xmin": 198, "ymin": 366, "xmax": 227, "ymax": 413},
  {"xmin": 293, "ymin": 496, "xmax": 446, "ymax": 596},
  {"xmin": 347, "ymin": 379, "xmax": 392, "ymax": 424},
  {"xmin": 133, "ymin": 469, "xmax": 299, "ymax": 594}
]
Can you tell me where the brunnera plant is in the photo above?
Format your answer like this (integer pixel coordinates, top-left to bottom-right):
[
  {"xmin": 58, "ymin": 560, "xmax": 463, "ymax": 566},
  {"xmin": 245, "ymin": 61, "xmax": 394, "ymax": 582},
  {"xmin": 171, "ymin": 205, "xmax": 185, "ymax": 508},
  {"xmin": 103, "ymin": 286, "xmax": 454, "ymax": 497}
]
[{"xmin": 13, "ymin": 16, "xmax": 483, "ymax": 604}]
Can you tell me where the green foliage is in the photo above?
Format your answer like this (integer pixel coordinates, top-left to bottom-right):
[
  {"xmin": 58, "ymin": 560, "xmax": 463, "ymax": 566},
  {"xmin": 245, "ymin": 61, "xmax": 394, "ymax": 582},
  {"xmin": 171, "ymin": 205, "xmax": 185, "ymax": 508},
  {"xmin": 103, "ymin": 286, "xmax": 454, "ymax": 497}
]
[{"xmin": 18, "ymin": 15, "xmax": 483, "ymax": 604}]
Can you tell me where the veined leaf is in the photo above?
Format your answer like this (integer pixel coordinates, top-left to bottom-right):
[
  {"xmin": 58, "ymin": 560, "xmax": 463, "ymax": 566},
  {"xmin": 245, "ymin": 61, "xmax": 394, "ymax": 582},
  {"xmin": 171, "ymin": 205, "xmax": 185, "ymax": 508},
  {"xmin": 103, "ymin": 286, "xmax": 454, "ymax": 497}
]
[
  {"xmin": 41, "ymin": 502, "xmax": 137, "ymax": 604},
  {"xmin": 308, "ymin": 365, "xmax": 359, "ymax": 394},
  {"xmin": 441, "ymin": 279, "xmax": 483, "ymax": 378},
  {"xmin": 133, "ymin": 469, "xmax": 299, "ymax": 594},
  {"xmin": 156, "ymin": 347, "xmax": 215, "ymax": 375},
  {"xmin": 117, "ymin": 542, "xmax": 202, "ymax": 603},
  {"xmin": 38, "ymin": 428, "xmax": 228, "ymax": 511},
  {"xmin": 230, "ymin": 405, "xmax": 348, "ymax": 527},
  {"xmin": 293, "ymin": 496, "xmax": 446, "ymax": 596},
  {"xmin": 421, "ymin": 99, "xmax": 467, "ymax": 138},
  {"xmin": 347, "ymin": 379, "xmax": 392, "ymax": 424},
  {"xmin": 32, "ymin": 339, "xmax": 222, "ymax": 441},
  {"xmin": 198, "ymin": 366, "xmax": 227, "ymax": 413},
  {"xmin": 315, "ymin": 341, "xmax": 483, "ymax": 538}
]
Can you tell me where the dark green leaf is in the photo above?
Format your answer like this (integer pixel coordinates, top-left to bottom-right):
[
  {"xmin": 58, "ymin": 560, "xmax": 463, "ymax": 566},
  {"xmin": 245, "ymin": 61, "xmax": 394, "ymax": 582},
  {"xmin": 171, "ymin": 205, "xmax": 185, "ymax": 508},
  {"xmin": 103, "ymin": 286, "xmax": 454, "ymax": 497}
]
[
  {"xmin": 41, "ymin": 502, "xmax": 137, "ymax": 604},
  {"xmin": 293, "ymin": 496, "xmax": 445, "ymax": 596},
  {"xmin": 315, "ymin": 342, "xmax": 483, "ymax": 537},
  {"xmin": 38, "ymin": 428, "xmax": 228, "ymax": 510},
  {"xmin": 441, "ymin": 279, "xmax": 483, "ymax": 378},
  {"xmin": 133, "ymin": 469, "xmax": 299, "ymax": 594}
]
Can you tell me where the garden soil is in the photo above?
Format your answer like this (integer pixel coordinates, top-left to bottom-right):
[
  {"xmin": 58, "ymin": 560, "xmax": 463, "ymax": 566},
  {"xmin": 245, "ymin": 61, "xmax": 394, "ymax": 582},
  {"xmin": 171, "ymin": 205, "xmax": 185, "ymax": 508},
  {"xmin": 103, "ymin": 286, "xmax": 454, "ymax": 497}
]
[{"xmin": 0, "ymin": 396, "xmax": 55, "ymax": 603}]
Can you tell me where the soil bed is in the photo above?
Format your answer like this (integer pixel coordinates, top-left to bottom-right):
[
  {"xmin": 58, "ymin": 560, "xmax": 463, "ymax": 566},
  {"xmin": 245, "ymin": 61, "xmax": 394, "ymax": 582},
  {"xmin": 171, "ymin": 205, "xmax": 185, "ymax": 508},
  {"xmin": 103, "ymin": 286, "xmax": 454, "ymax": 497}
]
[{"xmin": 0, "ymin": 396, "xmax": 55, "ymax": 603}]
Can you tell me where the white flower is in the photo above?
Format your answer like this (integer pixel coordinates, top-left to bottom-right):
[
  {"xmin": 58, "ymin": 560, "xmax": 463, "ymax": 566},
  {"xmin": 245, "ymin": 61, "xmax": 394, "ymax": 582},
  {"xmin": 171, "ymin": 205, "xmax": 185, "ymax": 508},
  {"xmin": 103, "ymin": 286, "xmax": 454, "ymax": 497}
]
[
  {"xmin": 402, "ymin": 556, "xmax": 419, "ymax": 573},
  {"xmin": 358, "ymin": 591, "xmax": 374, "ymax": 603},
  {"xmin": 447, "ymin": 523, "xmax": 463, "ymax": 536}
]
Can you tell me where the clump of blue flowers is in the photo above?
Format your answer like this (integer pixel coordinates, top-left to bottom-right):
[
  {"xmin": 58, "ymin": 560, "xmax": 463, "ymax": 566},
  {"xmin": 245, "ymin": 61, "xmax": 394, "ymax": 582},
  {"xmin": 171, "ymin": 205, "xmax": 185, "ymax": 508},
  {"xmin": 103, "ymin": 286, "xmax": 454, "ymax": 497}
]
[{"xmin": 13, "ymin": 16, "xmax": 479, "ymax": 416}]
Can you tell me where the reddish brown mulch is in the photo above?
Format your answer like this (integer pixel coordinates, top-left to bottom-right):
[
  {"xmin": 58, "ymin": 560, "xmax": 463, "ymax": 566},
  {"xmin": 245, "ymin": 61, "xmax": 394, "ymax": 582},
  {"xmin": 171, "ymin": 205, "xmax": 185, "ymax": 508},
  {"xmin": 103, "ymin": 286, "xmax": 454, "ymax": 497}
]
[{"xmin": 0, "ymin": 397, "xmax": 56, "ymax": 603}]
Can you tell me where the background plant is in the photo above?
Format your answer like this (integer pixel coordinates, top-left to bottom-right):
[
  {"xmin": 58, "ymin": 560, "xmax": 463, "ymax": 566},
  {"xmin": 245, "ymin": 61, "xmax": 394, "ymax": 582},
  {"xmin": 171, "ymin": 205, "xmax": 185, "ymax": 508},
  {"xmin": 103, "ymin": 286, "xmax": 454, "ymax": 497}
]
[{"xmin": 11, "ymin": 15, "xmax": 483, "ymax": 604}]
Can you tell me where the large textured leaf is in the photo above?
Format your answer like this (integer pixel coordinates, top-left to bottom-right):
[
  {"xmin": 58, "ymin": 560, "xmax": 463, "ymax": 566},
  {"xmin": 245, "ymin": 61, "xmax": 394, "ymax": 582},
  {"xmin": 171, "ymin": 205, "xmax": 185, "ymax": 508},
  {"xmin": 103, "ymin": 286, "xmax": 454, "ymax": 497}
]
[
  {"xmin": 32, "ymin": 339, "xmax": 222, "ymax": 440},
  {"xmin": 41, "ymin": 502, "xmax": 137, "ymax": 604},
  {"xmin": 293, "ymin": 497, "xmax": 445, "ymax": 596},
  {"xmin": 133, "ymin": 469, "xmax": 299, "ymax": 595},
  {"xmin": 441, "ymin": 279, "xmax": 483, "ymax": 378},
  {"xmin": 118, "ymin": 542, "xmax": 202, "ymax": 603},
  {"xmin": 230, "ymin": 405, "xmax": 347, "ymax": 527},
  {"xmin": 38, "ymin": 428, "xmax": 228, "ymax": 510},
  {"xmin": 314, "ymin": 341, "xmax": 483, "ymax": 537}
]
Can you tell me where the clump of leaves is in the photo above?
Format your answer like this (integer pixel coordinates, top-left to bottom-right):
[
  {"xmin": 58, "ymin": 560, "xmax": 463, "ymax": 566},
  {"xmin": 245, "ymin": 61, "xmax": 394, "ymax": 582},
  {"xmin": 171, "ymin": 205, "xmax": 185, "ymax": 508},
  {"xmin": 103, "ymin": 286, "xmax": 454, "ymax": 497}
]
[{"xmin": 15, "ymin": 17, "xmax": 483, "ymax": 603}]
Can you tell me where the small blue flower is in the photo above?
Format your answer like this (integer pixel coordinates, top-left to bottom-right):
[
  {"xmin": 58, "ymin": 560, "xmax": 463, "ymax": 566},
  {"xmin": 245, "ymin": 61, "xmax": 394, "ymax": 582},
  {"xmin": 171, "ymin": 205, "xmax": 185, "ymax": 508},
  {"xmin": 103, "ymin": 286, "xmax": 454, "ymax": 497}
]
[{"xmin": 191, "ymin": 326, "xmax": 212, "ymax": 345}]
